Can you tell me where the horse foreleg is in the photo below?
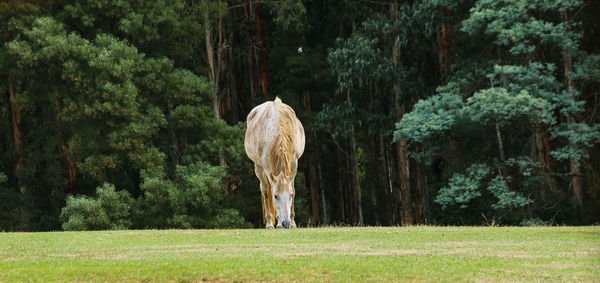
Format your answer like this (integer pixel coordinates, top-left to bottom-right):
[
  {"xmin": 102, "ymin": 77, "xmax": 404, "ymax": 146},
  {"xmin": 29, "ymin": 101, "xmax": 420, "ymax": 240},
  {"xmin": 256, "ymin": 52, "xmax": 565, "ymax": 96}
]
[
  {"xmin": 264, "ymin": 183, "xmax": 276, "ymax": 228},
  {"xmin": 291, "ymin": 190, "xmax": 297, "ymax": 228},
  {"xmin": 260, "ymin": 184, "xmax": 267, "ymax": 225},
  {"xmin": 261, "ymin": 183, "xmax": 275, "ymax": 228},
  {"xmin": 256, "ymin": 164, "xmax": 275, "ymax": 229}
]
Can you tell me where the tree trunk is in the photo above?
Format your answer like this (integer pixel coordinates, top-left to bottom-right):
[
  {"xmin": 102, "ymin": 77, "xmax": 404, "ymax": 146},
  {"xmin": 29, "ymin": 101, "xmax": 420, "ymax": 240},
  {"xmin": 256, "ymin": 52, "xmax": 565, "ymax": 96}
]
[
  {"xmin": 348, "ymin": 129, "xmax": 364, "ymax": 226},
  {"xmin": 8, "ymin": 72, "xmax": 31, "ymax": 231},
  {"xmin": 390, "ymin": 0, "xmax": 413, "ymax": 226},
  {"xmin": 393, "ymin": 92, "xmax": 412, "ymax": 226},
  {"xmin": 226, "ymin": 9, "xmax": 240, "ymax": 123},
  {"xmin": 495, "ymin": 121, "xmax": 515, "ymax": 191},
  {"xmin": 244, "ymin": 0, "xmax": 260, "ymax": 99},
  {"xmin": 561, "ymin": 10, "xmax": 583, "ymax": 206},
  {"xmin": 395, "ymin": 138, "xmax": 413, "ymax": 226},
  {"xmin": 535, "ymin": 125, "xmax": 557, "ymax": 194},
  {"xmin": 336, "ymin": 146, "xmax": 345, "ymax": 222},
  {"xmin": 437, "ymin": 7, "xmax": 454, "ymax": 80},
  {"xmin": 53, "ymin": 92, "xmax": 78, "ymax": 196},
  {"xmin": 203, "ymin": 2, "xmax": 222, "ymax": 120},
  {"xmin": 412, "ymin": 144, "xmax": 427, "ymax": 225},
  {"xmin": 367, "ymin": 138, "xmax": 380, "ymax": 225},
  {"xmin": 254, "ymin": 2, "xmax": 269, "ymax": 96},
  {"xmin": 380, "ymin": 134, "xmax": 394, "ymax": 225},
  {"xmin": 302, "ymin": 91, "xmax": 320, "ymax": 225},
  {"xmin": 345, "ymin": 144, "xmax": 352, "ymax": 222},
  {"xmin": 318, "ymin": 161, "xmax": 329, "ymax": 225},
  {"xmin": 495, "ymin": 122, "xmax": 506, "ymax": 163},
  {"xmin": 60, "ymin": 133, "xmax": 77, "ymax": 195},
  {"xmin": 203, "ymin": 0, "xmax": 227, "ymax": 167},
  {"xmin": 390, "ymin": 19, "xmax": 413, "ymax": 226}
]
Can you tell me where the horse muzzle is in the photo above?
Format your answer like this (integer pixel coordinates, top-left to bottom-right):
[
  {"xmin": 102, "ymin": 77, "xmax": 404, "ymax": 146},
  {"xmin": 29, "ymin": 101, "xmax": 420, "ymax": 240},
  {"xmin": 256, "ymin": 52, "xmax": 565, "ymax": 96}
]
[{"xmin": 281, "ymin": 220, "xmax": 292, "ymax": 228}]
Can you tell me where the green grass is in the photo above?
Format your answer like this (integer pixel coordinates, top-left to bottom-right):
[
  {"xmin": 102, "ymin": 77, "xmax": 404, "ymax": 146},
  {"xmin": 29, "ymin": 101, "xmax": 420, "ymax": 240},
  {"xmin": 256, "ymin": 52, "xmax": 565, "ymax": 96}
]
[{"xmin": 1, "ymin": 226, "xmax": 599, "ymax": 282}]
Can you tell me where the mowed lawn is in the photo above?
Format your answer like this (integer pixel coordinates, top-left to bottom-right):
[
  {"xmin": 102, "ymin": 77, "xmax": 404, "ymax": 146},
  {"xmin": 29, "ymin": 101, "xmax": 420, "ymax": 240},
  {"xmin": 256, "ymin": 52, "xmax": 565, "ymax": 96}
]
[{"xmin": 1, "ymin": 226, "xmax": 598, "ymax": 282}]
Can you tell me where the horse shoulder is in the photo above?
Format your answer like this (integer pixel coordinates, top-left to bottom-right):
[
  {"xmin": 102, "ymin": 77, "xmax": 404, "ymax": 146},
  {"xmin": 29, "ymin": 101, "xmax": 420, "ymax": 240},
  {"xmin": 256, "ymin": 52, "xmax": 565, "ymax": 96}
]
[{"xmin": 245, "ymin": 104, "xmax": 266, "ymax": 163}]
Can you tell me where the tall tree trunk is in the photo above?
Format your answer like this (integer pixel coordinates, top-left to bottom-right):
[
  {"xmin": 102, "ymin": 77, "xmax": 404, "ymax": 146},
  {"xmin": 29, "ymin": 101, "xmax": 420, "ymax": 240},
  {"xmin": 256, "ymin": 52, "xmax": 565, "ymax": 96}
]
[
  {"xmin": 495, "ymin": 121, "xmax": 514, "ymax": 191},
  {"xmin": 380, "ymin": 134, "xmax": 394, "ymax": 225},
  {"xmin": 226, "ymin": 9, "xmax": 240, "ymax": 123},
  {"xmin": 534, "ymin": 125, "xmax": 557, "ymax": 194},
  {"xmin": 254, "ymin": 2, "xmax": 269, "ymax": 96},
  {"xmin": 345, "ymin": 143, "xmax": 352, "ymax": 222},
  {"xmin": 348, "ymin": 129, "xmax": 364, "ymax": 226},
  {"xmin": 302, "ymin": 91, "xmax": 320, "ymax": 225},
  {"xmin": 318, "ymin": 161, "xmax": 329, "ymax": 225},
  {"xmin": 244, "ymin": 0, "xmax": 260, "ymax": 99},
  {"xmin": 561, "ymin": 10, "xmax": 583, "ymax": 206},
  {"xmin": 60, "ymin": 133, "xmax": 77, "ymax": 195},
  {"xmin": 203, "ymin": 0, "xmax": 227, "ymax": 167},
  {"xmin": 367, "ymin": 138, "xmax": 380, "ymax": 225},
  {"xmin": 336, "ymin": 145, "xmax": 345, "ymax": 222},
  {"xmin": 393, "ymin": 93, "xmax": 412, "ymax": 226},
  {"xmin": 390, "ymin": 1, "xmax": 413, "ymax": 226},
  {"xmin": 53, "ymin": 94, "xmax": 77, "ymax": 195},
  {"xmin": 437, "ymin": 7, "xmax": 454, "ymax": 80},
  {"xmin": 395, "ymin": 138, "xmax": 413, "ymax": 226},
  {"xmin": 495, "ymin": 122, "xmax": 506, "ymax": 163},
  {"xmin": 393, "ymin": 96, "xmax": 412, "ymax": 226},
  {"xmin": 8, "ymin": 72, "xmax": 31, "ymax": 231},
  {"xmin": 412, "ymin": 144, "xmax": 427, "ymax": 224}
]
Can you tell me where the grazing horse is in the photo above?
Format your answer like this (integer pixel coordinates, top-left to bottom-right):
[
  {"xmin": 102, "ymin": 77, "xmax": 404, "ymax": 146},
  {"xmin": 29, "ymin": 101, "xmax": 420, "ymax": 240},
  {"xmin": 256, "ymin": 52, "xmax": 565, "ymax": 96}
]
[{"xmin": 245, "ymin": 97, "xmax": 305, "ymax": 228}]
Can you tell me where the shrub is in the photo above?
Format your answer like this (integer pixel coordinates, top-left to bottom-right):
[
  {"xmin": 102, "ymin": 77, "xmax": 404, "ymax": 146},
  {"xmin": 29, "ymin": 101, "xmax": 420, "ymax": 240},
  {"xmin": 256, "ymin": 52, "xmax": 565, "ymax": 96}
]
[
  {"xmin": 139, "ymin": 162, "xmax": 248, "ymax": 229},
  {"xmin": 60, "ymin": 183, "xmax": 133, "ymax": 231}
]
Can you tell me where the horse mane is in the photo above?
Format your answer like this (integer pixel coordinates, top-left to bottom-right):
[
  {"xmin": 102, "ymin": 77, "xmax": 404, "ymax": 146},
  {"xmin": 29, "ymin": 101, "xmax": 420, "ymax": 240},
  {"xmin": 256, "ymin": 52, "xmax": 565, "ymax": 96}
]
[{"xmin": 268, "ymin": 97, "xmax": 295, "ymax": 182}]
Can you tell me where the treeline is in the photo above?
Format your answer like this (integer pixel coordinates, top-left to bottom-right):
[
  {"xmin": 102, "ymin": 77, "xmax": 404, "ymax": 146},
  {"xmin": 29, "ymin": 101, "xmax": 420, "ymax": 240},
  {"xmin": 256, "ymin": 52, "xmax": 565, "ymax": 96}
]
[{"xmin": 1, "ymin": 0, "xmax": 599, "ymax": 231}]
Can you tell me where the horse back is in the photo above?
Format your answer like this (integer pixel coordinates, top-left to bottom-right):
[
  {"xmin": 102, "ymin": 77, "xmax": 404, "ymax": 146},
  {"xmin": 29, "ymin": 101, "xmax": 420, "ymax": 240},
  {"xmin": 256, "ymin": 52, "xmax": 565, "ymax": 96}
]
[{"xmin": 244, "ymin": 98, "xmax": 305, "ymax": 176}]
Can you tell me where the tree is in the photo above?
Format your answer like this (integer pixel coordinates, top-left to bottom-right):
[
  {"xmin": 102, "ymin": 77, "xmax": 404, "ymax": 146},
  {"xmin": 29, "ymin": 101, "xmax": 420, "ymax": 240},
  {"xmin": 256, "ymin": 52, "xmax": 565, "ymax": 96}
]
[{"xmin": 396, "ymin": 0, "xmax": 600, "ymax": 224}]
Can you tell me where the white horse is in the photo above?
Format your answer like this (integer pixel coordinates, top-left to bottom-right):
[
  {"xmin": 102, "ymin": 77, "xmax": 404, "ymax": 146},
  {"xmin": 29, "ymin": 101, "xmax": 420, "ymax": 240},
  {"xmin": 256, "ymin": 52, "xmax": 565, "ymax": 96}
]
[{"xmin": 244, "ymin": 97, "xmax": 305, "ymax": 228}]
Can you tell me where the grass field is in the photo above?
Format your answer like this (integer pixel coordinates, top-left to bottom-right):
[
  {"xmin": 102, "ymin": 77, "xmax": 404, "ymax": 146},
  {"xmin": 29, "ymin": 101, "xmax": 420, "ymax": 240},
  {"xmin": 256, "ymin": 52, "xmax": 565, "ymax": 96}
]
[{"xmin": 1, "ymin": 226, "xmax": 599, "ymax": 282}]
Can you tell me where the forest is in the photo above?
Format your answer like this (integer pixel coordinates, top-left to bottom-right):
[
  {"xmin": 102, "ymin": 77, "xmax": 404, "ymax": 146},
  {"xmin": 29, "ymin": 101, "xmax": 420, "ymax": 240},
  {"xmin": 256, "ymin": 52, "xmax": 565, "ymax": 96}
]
[{"xmin": 1, "ymin": 0, "xmax": 599, "ymax": 231}]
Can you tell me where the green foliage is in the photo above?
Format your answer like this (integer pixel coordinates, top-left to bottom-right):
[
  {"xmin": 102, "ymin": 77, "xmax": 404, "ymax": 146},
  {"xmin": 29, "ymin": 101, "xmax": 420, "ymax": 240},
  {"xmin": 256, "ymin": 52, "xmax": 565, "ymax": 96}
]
[
  {"xmin": 461, "ymin": 0, "xmax": 581, "ymax": 55},
  {"xmin": 461, "ymin": 87, "xmax": 554, "ymax": 125},
  {"xmin": 488, "ymin": 63, "xmax": 583, "ymax": 115},
  {"xmin": 395, "ymin": 92, "xmax": 463, "ymax": 144},
  {"xmin": 61, "ymin": 183, "xmax": 134, "ymax": 231},
  {"xmin": 486, "ymin": 175, "xmax": 531, "ymax": 210},
  {"xmin": 394, "ymin": 0, "xmax": 599, "ymax": 224},
  {"xmin": 1, "ymin": 0, "xmax": 600, "ymax": 229},
  {"xmin": 435, "ymin": 164, "xmax": 489, "ymax": 209},
  {"xmin": 550, "ymin": 122, "xmax": 600, "ymax": 163},
  {"xmin": 328, "ymin": 35, "xmax": 397, "ymax": 92},
  {"xmin": 139, "ymin": 162, "xmax": 247, "ymax": 229},
  {"xmin": 269, "ymin": 0, "xmax": 306, "ymax": 30},
  {"xmin": 0, "ymin": 172, "xmax": 22, "ymax": 231},
  {"xmin": 435, "ymin": 163, "xmax": 531, "ymax": 213},
  {"xmin": 573, "ymin": 54, "xmax": 600, "ymax": 82}
]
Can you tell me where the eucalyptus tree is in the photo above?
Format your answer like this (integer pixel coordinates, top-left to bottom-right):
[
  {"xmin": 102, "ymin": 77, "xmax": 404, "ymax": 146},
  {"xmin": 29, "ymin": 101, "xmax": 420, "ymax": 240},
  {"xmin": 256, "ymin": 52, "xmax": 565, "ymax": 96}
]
[{"xmin": 396, "ymin": 0, "xmax": 600, "ymax": 224}]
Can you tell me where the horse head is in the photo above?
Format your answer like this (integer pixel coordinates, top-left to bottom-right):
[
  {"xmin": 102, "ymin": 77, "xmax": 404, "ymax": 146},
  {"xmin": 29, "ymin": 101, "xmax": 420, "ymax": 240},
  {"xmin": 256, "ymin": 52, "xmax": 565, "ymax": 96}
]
[{"xmin": 270, "ymin": 172, "xmax": 294, "ymax": 228}]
